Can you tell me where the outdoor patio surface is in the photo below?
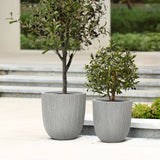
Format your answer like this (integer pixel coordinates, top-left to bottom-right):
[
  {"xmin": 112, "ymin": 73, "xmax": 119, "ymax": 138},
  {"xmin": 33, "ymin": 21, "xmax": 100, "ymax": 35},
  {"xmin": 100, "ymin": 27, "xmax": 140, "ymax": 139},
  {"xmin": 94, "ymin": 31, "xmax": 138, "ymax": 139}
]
[
  {"xmin": 0, "ymin": 98, "xmax": 160, "ymax": 160},
  {"xmin": 0, "ymin": 50, "xmax": 160, "ymax": 67}
]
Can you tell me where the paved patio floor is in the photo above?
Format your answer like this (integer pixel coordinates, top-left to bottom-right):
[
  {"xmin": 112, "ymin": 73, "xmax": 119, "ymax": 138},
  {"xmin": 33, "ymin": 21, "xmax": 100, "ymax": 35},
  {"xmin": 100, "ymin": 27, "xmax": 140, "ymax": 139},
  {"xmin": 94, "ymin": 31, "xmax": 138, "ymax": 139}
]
[
  {"xmin": 0, "ymin": 97, "xmax": 160, "ymax": 160},
  {"xmin": 0, "ymin": 50, "xmax": 160, "ymax": 67}
]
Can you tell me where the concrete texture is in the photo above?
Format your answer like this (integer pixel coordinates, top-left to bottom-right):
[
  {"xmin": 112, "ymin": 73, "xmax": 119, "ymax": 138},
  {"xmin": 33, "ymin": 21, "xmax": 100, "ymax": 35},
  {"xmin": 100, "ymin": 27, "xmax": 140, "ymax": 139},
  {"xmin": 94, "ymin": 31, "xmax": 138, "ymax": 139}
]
[
  {"xmin": 42, "ymin": 92, "xmax": 86, "ymax": 139},
  {"xmin": 0, "ymin": 50, "xmax": 160, "ymax": 67},
  {"xmin": 1, "ymin": 98, "xmax": 160, "ymax": 160},
  {"xmin": 93, "ymin": 100, "xmax": 132, "ymax": 142},
  {"xmin": 0, "ymin": 0, "xmax": 20, "ymax": 52},
  {"xmin": 0, "ymin": 75, "xmax": 160, "ymax": 90},
  {"xmin": 0, "ymin": 85, "xmax": 159, "ymax": 102}
]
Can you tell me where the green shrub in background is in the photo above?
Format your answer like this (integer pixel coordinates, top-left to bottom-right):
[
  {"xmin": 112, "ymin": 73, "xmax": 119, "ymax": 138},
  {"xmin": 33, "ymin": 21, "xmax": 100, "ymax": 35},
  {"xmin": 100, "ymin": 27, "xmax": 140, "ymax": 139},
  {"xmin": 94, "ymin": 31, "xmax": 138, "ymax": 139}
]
[
  {"xmin": 21, "ymin": 34, "xmax": 80, "ymax": 50},
  {"xmin": 21, "ymin": 34, "xmax": 50, "ymax": 49},
  {"xmin": 156, "ymin": 24, "xmax": 160, "ymax": 32},
  {"xmin": 111, "ymin": 6, "xmax": 160, "ymax": 34},
  {"xmin": 21, "ymin": 34, "xmax": 32, "ymax": 49},
  {"xmin": 21, "ymin": 0, "xmax": 40, "ymax": 3},
  {"xmin": 21, "ymin": 13, "xmax": 32, "ymax": 24},
  {"xmin": 112, "ymin": 32, "xmax": 160, "ymax": 51},
  {"xmin": 132, "ymin": 98, "xmax": 160, "ymax": 119}
]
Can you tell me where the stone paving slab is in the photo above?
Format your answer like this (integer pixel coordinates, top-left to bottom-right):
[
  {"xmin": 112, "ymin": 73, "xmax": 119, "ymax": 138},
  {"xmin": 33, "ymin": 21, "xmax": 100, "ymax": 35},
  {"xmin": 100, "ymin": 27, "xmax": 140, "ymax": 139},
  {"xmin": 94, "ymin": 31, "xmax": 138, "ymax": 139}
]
[
  {"xmin": 1, "ymin": 98, "xmax": 160, "ymax": 160},
  {"xmin": 0, "ymin": 50, "xmax": 160, "ymax": 67},
  {"xmin": 1, "ymin": 135, "xmax": 160, "ymax": 160}
]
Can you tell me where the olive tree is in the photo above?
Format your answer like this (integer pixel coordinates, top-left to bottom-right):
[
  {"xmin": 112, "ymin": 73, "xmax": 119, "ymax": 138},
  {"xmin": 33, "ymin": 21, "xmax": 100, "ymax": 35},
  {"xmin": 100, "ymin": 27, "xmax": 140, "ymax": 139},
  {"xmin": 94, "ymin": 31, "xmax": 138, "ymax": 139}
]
[
  {"xmin": 9, "ymin": 0, "xmax": 107, "ymax": 94},
  {"xmin": 85, "ymin": 42, "xmax": 139, "ymax": 101}
]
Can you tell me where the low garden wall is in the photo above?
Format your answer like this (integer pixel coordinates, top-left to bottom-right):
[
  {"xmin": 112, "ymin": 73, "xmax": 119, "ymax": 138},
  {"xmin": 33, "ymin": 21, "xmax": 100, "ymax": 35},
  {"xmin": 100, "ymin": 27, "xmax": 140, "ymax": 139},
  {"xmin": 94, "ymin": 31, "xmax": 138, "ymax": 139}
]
[{"xmin": 82, "ymin": 117, "xmax": 160, "ymax": 139}]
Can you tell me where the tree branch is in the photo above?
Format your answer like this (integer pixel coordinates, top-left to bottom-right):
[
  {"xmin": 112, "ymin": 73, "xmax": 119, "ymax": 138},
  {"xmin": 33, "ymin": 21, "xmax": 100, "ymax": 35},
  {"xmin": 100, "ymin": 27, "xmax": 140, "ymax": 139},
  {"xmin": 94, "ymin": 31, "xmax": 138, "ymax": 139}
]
[
  {"xmin": 107, "ymin": 89, "xmax": 111, "ymax": 101},
  {"xmin": 66, "ymin": 53, "xmax": 74, "ymax": 72},
  {"xmin": 126, "ymin": 0, "xmax": 132, "ymax": 10},
  {"xmin": 55, "ymin": 49, "xmax": 63, "ymax": 61}
]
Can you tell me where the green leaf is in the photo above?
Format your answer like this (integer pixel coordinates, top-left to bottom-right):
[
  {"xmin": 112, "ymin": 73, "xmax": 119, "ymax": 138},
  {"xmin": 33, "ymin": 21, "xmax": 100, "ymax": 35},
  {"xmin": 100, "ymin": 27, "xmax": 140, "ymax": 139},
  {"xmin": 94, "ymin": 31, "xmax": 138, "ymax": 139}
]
[
  {"xmin": 10, "ymin": 12, "xmax": 13, "ymax": 17},
  {"xmin": 5, "ymin": 18, "xmax": 12, "ymax": 20},
  {"xmin": 9, "ymin": 20, "xmax": 18, "ymax": 24},
  {"xmin": 42, "ymin": 49, "xmax": 49, "ymax": 54}
]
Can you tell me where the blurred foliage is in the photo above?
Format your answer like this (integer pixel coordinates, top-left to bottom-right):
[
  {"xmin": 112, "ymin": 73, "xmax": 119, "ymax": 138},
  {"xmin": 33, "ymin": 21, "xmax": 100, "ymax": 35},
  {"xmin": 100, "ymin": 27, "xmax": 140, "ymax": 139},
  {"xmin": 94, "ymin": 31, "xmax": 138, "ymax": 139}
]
[
  {"xmin": 132, "ymin": 98, "xmax": 160, "ymax": 119},
  {"xmin": 111, "ymin": 0, "xmax": 160, "ymax": 3},
  {"xmin": 111, "ymin": 6, "xmax": 160, "ymax": 34},
  {"xmin": 112, "ymin": 32, "xmax": 160, "ymax": 51},
  {"xmin": 20, "ymin": 13, "xmax": 32, "ymax": 24},
  {"xmin": 21, "ymin": 33, "xmax": 80, "ymax": 50},
  {"xmin": 21, "ymin": 0, "xmax": 40, "ymax": 3}
]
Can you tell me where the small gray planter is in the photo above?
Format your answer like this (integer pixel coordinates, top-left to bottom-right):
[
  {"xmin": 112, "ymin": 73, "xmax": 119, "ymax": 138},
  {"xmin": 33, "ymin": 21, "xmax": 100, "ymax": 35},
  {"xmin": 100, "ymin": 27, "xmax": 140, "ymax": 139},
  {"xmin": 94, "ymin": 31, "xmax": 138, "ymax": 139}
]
[
  {"xmin": 42, "ymin": 92, "xmax": 86, "ymax": 140},
  {"xmin": 93, "ymin": 99, "xmax": 132, "ymax": 143}
]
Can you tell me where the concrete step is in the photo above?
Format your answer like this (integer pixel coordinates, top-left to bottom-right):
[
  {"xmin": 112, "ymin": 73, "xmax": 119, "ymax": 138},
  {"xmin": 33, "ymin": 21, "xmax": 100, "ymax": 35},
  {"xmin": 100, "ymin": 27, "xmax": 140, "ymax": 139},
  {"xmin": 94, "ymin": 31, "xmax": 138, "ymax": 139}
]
[
  {"xmin": 0, "ymin": 64, "xmax": 85, "ymax": 77},
  {"xmin": 138, "ymin": 66, "xmax": 160, "ymax": 79},
  {"xmin": 0, "ymin": 85, "xmax": 159, "ymax": 102},
  {"xmin": 136, "ymin": 78, "xmax": 160, "ymax": 90},
  {"xmin": 0, "ymin": 75, "xmax": 159, "ymax": 90},
  {"xmin": 0, "ymin": 64, "xmax": 160, "ymax": 79},
  {"xmin": 0, "ymin": 75, "xmax": 86, "ymax": 88}
]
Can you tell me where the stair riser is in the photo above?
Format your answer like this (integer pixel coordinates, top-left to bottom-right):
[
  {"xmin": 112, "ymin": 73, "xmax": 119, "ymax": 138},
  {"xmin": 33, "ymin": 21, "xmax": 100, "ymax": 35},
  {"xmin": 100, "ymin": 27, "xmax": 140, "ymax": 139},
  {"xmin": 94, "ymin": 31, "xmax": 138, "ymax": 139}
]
[
  {"xmin": 0, "ymin": 82, "xmax": 86, "ymax": 88},
  {"xmin": 136, "ymin": 86, "xmax": 160, "ymax": 90},
  {"xmin": 1, "ymin": 70, "xmax": 85, "ymax": 77},
  {"xmin": 0, "ymin": 92, "xmax": 156, "ymax": 102},
  {"xmin": 0, "ymin": 82, "xmax": 159, "ymax": 90},
  {"xmin": 0, "ymin": 82, "xmax": 160, "ymax": 90},
  {"xmin": 139, "ymin": 75, "xmax": 160, "ymax": 79},
  {"xmin": 2, "ymin": 70, "xmax": 160, "ymax": 79}
]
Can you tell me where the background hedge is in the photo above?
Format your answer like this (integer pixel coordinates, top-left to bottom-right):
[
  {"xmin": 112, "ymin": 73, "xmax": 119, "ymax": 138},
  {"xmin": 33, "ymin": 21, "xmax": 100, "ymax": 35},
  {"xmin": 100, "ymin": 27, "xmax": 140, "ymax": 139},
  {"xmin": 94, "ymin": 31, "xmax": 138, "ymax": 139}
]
[
  {"xmin": 20, "ymin": 2, "xmax": 160, "ymax": 51},
  {"xmin": 21, "ymin": 0, "xmax": 40, "ymax": 3},
  {"xmin": 112, "ymin": 32, "xmax": 160, "ymax": 51},
  {"xmin": 111, "ymin": 6, "xmax": 160, "ymax": 34}
]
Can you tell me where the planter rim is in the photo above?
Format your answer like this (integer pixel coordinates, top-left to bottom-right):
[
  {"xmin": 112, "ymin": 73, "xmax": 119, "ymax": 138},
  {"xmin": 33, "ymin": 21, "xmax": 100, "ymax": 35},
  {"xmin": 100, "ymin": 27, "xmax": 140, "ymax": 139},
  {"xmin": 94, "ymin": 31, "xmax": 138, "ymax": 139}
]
[
  {"xmin": 93, "ymin": 98, "xmax": 132, "ymax": 103},
  {"xmin": 42, "ymin": 91, "xmax": 86, "ymax": 95}
]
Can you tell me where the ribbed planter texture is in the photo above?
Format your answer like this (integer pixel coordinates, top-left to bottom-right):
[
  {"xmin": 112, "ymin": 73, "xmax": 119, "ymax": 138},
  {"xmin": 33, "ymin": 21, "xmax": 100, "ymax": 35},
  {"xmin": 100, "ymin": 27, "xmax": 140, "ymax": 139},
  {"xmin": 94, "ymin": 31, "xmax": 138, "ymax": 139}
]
[
  {"xmin": 42, "ymin": 92, "xmax": 86, "ymax": 140},
  {"xmin": 93, "ymin": 99, "xmax": 132, "ymax": 143}
]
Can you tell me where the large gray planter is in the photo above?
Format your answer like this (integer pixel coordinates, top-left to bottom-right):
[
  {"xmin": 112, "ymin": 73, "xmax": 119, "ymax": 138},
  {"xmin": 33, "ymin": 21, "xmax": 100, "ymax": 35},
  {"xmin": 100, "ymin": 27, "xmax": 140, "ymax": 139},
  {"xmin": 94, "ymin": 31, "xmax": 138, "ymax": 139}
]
[
  {"xmin": 93, "ymin": 99, "xmax": 132, "ymax": 143},
  {"xmin": 42, "ymin": 92, "xmax": 86, "ymax": 140}
]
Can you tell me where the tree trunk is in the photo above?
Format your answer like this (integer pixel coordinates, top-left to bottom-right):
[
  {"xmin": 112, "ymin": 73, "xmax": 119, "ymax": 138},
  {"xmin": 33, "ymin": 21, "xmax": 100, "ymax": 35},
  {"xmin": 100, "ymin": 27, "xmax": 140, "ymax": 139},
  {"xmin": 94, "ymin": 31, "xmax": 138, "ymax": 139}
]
[
  {"xmin": 111, "ymin": 73, "xmax": 116, "ymax": 101},
  {"xmin": 62, "ymin": 56, "xmax": 67, "ymax": 94},
  {"xmin": 126, "ymin": 0, "xmax": 132, "ymax": 10},
  {"xmin": 111, "ymin": 91, "xmax": 115, "ymax": 101}
]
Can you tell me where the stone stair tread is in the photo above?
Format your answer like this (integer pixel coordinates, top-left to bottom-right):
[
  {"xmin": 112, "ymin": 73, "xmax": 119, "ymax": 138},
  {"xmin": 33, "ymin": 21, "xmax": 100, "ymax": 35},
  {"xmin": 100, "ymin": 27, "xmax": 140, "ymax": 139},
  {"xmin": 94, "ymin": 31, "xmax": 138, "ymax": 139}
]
[
  {"xmin": 0, "ymin": 75, "xmax": 86, "ymax": 83},
  {"xmin": 138, "ymin": 66, "xmax": 160, "ymax": 74},
  {"xmin": 137, "ymin": 78, "xmax": 160, "ymax": 86},
  {"xmin": 0, "ymin": 85, "xmax": 159, "ymax": 97},
  {"xmin": 0, "ymin": 64, "xmax": 159, "ymax": 101},
  {"xmin": 0, "ymin": 75, "xmax": 160, "ymax": 86},
  {"xmin": 0, "ymin": 64, "xmax": 160, "ymax": 74},
  {"xmin": 0, "ymin": 85, "xmax": 86, "ymax": 93},
  {"xmin": 0, "ymin": 64, "xmax": 85, "ymax": 72},
  {"xmin": 138, "ymin": 78, "xmax": 160, "ymax": 82}
]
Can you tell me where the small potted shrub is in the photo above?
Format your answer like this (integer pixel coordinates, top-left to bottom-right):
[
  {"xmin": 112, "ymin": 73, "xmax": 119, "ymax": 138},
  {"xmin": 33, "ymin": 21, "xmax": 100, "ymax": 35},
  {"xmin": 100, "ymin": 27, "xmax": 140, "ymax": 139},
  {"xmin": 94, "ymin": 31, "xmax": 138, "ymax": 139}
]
[
  {"xmin": 8, "ymin": 0, "xmax": 107, "ymax": 140},
  {"xmin": 85, "ymin": 42, "xmax": 139, "ymax": 142}
]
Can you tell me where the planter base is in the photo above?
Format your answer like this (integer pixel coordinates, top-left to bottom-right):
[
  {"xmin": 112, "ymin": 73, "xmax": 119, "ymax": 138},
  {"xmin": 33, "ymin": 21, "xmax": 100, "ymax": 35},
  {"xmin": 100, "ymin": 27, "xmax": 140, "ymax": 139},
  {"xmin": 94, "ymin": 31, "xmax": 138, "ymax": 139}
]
[
  {"xmin": 93, "ymin": 99, "xmax": 132, "ymax": 143},
  {"xmin": 42, "ymin": 92, "xmax": 86, "ymax": 140}
]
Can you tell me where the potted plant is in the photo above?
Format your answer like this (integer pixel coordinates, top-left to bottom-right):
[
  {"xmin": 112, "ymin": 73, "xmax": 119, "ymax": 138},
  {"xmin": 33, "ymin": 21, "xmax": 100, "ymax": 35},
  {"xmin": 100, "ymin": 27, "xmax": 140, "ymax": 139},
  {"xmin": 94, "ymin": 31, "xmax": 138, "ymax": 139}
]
[
  {"xmin": 85, "ymin": 42, "xmax": 139, "ymax": 142},
  {"xmin": 9, "ymin": 0, "xmax": 107, "ymax": 140}
]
